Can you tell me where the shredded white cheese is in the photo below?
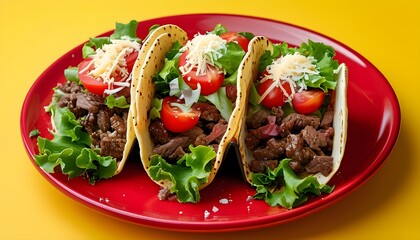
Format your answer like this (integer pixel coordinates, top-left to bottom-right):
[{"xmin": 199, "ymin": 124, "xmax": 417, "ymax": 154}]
[
  {"xmin": 179, "ymin": 33, "xmax": 226, "ymax": 76},
  {"xmin": 80, "ymin": 36, "xmax": 140, "ymax": 94},
  {"xmin": 258, "ymin": 53, "xmax": 318, "ymax": 104},
  {"xmin": 204, "ymin": 210, "xmax": 210, "ymax": 218}
]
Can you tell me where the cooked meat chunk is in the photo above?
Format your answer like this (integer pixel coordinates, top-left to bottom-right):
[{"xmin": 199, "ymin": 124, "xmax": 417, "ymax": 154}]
[
  {"xmin": 82, "ymin": 112, "xmax": 96, "ymax": 134},
  {"xmin": 289, "ymin": 160, "xmax": 304, "ymax": 173},
  {"xmin": 285, "ymin": 134, "xmax": 316, "ymax": 164},
  {"xmin": 97, "ymin": 108, "xmax": 111, "ymax": 133},
  {"xmin": 271, "ymin": 106, "xmax": 284, "ymax": 125},
  {"xmin": 278, "ymin": 113, "xmax": 320, "ymax": 137},
  {"xmin": 75, "ymin": 93, "xmax": 102, "ymax": 113},
  {"xmin": 246, "ymin": 99, "xmax": 336, "ymax": 178},
  {"xmin": 194, "ymin": 120, "xmax": 227, "ymax": 146},
  {"xmin": 152, "ymin": 136, "xmax": 190, "ymax": 160},
  {"xmin": 245, "ymin": 115, "xmax": 278, "ymax": 149},
  {"xmin": 181, "ymin": 126, "xmax": 205, "ymax": 144},
  {"xmin": 169, "ymin": 146, "xmax": 187, "ymax": 160},
  {"xmin": 192, "ymin": 102, "xmax": 221, "ymax": 122},
  {"xmin": 110, "ymin": 114, "xmax": 127, "ymax": 136},
  {"xmin": 252, "ymin": 138, "xmax": 286, "ymax": 161},
  {"xmin": 301, "ymin": 125, "xmax": 334, "ymax": 152},
  {"xmin": 158, "ymin": 187, "xmax": 177, "ymax": 201},
  {"xmin": 320, "ymin": 109, "xmax": 334, "ymax": 129},
  {"xmin": 246, "ymin": 110, "xmax": 270, "ymax": 129},
  {"xmin": 225, "ymin": 84, "xmax": 237, "ymax": 103},
  {"xmin": 249, "ymin": 160, "xmax": 279, "ymax": 173},
  {"xmin": 149, "ymin": 120, "xmax": 173, "ymax": 145},
  {"xmin": 99, "ymin": 134, "xmax": 126, "ymax": 159},
  {"xmin": 305, "ymin": 155, "xmax": 333, "ymax": 176},
  {"xmin": 55, "ymin": 80, "xmax": 130, "ymax": 161}
]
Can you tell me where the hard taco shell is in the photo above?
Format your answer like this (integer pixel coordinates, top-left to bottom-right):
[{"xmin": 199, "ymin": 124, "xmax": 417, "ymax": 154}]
[
  {"xmin": 116, "ymin": 25, "xmax": 186, "ymax": 174},
  {"xmin": 236, "ymin": 36, "xmax": 348, "ymax": 185},
  {"xmin": 133, "ymin": 25, "xmax": 247, "ymax": 191}
]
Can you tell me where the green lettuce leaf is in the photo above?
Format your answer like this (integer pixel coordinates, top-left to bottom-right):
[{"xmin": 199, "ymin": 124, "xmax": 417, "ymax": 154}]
[
  {"xmin": 153, "ymin": 58, "xmax": 181, "ymax": 97},
  {"xmin": 110, "ymin": 20, "xmax": 139, "ymax": 40},
  {"xmin": 34, "ymin": 104, "xmax": 117, "ymax": 184},
  {"xmin": 64, "ymin": 67, "xmax": 81, "ymax": 84},
  {"xmin": 82, "ymin": 37, "xmax": 111, "ymax": 58},
  {"xmin": 82, "ymin": 20, "xmax": 140, "ymax": 58},
  {"xmin": 204, "ymin": 87, "xmax": 233, "ymax": 121},
  {"xmin": 238, "ymin": 31, "xmax": 255, "ymax": 40},
  {"xmin": 211, "ymin": 24, "xmax": 229, "ymax": 35},
  {"xmin": 213, "ymin": 42, "xmax": 245, "ymax": 77},
  {"xmin": 105, "ymin": 95, "xmax": 130, "ymax": 109},
  {"xmin": 249, "ymin": 82, "xmax": 260, "ymax": 107},
  {"xmin": 29, "ymin": 129, "xmax": 40, "ymax": 138},
  {"xmin": 210, "ymin": 24, "xmax": 255, "ymax": 40},
  {"xmin": 251, "ymin": 159, "xmax": 334, "ymax": 209},
  {"xmin": 149, "ymin": 98, "xmax": 162, "ymax": 120},
  {"xmin": 165, "ymin": 40, "xmax": 183, "ymax": 60},
  {"xmin": 149, "ymin": 145, "xmax": 216, "ymax": 203},
  {"xmin": 258, "ymin": 40, "xmax": 339, "ymax": 92}
]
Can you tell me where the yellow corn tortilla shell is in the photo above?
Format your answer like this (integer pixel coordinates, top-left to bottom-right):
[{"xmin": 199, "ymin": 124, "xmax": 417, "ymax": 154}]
[
  {"xmin": 116, "ymin": 25, "xmax": 189, "ymax": 174},
  {"xmin": 236, "ymin": 36, "xmax": 348, "ymax": 185},
  {"xmin": 133, "ymin": 25, "xmax": 245, "ymax": 190},
  {"xmin": 134, "ymin": 25, "xmax": 188, "ymax": 188}
]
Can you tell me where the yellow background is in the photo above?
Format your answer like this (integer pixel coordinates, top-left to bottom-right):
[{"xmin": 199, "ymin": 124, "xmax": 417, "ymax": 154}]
[{"xmin": 1, "ymin": 0, "xmax": 419, "ymax": 239}]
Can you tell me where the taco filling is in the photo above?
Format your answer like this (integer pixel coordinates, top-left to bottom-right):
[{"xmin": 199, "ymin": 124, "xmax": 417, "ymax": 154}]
[
  {"xmin": 136, "ymin": 24, "xmax": 254, "ymax": 203},
  {"xmin": 238, "ymin": 38, "xmax": 347, "ymax": 209},
  {"xmin": 34, "ymin": 21, "xmax": 144, "ymax": 183}
]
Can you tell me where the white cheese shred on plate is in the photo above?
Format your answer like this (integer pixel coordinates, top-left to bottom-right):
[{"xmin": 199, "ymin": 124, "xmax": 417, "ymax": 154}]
[
  {"xmin": 80, "ymin": 36, "xmax": 141, "ymax": 94},
  {"xmin": 179, "ymin": 33, "xmax": 226, "ymax": 76},
  {"xmin": 258, "ymin": 52, "xmax": 318, "ymax": 104},
  {"xmin": 204, "ymin": 210, "xmax": 210, "ymax": 218},
  {"xmin": 219, "ymin": 198, "xmax": 229, "ymax": 204}
]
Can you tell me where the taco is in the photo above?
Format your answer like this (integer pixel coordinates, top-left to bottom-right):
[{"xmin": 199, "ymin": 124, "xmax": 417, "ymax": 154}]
[
  {"xmin": 236, "ymin": 36, "xmax": 348, "ymax": 209},
  {"xmin": 134, "ymin": 24, "xmax": 254, "ymax": 203},
  {"xmin": 34, "ymin": 21, "xmax": 167, "ymax": 184}
]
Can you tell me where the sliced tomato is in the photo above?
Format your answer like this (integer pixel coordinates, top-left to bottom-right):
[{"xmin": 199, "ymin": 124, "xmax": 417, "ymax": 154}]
[
  {"xmin": 257, "ymin": 78, "xmax": 293, "ymax": 109},
  {"xmin": 220, "ymin": 32, "xmax": 250, "ymax": 52},
  {"xmin": 178, "ymin": 51, "xmax": 224, "ymax": 96},
  {"xmin": 161, "ymin": 96, "xmax": 201, "ymax": 133},
  {"xmin": 292, "ymin": 89, "xmax": 326, "ymax": 114},
  {"xmin": 78, "ymin": 51, "xmax": 138, "ymax": 95}
]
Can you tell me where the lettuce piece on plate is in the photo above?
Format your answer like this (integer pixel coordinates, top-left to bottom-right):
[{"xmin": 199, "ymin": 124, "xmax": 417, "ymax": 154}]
[{"xmin": 149, "ymin": 145, "xmax": 216, "ymax": 203}]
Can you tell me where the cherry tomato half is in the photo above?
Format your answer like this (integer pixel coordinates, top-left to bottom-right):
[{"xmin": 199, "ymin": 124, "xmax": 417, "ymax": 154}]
[
  {"xmin": 257, "ymin": 78, "xmax": 293, "ymax": 109},
  {"xmin": 161, "ymin": 96, "xmax": 201, "ymax": 133},
  {"xmin": 78, "ymin": 51, "xmax": 138, "ymax": 95},
  {"xmin": 178, "ymin": 51, "xmax": 224, "ymax": 96},
  {"xmin": 292, "ymin": 89, "xmax": 326, "ymax": 114},
  {"xmin": 220, "ymin": 32, "xmax": 250, "ymax": 52}
]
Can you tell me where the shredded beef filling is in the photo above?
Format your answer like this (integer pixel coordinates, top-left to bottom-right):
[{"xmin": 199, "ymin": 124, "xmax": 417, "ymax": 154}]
[
  {"xmin": 246, "ymin": 107, "xmax": 335, "ymax": 177},
  {"xmin": 150, "ymin": 101, "xmax": 229, "ymax": 162},
  {"xmin": 56, "ymin": 81, "xmax": 129, "ymax": 160}
]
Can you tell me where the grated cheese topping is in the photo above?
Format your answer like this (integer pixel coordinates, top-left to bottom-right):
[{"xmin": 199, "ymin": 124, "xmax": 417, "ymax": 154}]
[
  {"xmin": 179, "ymin": 33, "xmax": 226, "ymax": 76},
  {"xmin": 79, "ymin": 36, "xmax": 140, "ymax": 94},
  {"xmin": 258, "ymin": 53, "xmax": 318, "ymax": 104}
]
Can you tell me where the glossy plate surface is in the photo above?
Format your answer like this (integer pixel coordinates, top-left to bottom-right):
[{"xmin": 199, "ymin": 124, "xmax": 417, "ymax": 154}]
[{"xmin": 20, "ymin": 14, "xmax": 400, "ymax": 232}]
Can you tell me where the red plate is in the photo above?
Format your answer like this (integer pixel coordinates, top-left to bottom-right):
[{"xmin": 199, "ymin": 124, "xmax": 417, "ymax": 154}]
[{"xmin": 20, "ymin": 14, "xmax": 400, "ymax": 232}]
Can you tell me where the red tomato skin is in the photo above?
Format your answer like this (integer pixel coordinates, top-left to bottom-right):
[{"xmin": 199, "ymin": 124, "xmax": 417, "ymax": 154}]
[
  {"xmin": 257, "ymin": 79, "xmax": 292, "ymax": 109},
  {"xmin": 78, "ymin": 51, "xmax": 138, "ymax": 96},
  {"xmin": 160, "ymin": 96, "xmax": 201, "ymax": 133},
  {"xmin": 292, "ymin": 89, "xmax": 326, "ymax": 114},
  {"xmin": 178, "ymin": 51, "xmax": 224, "ymax": 96},
  {"xmin": 78, "ymin": 58, "xmax": 108, "ymax": 95},
  {"xmin": 220, "ymin": 32, "xmax": 250, "ymax": 52}
]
